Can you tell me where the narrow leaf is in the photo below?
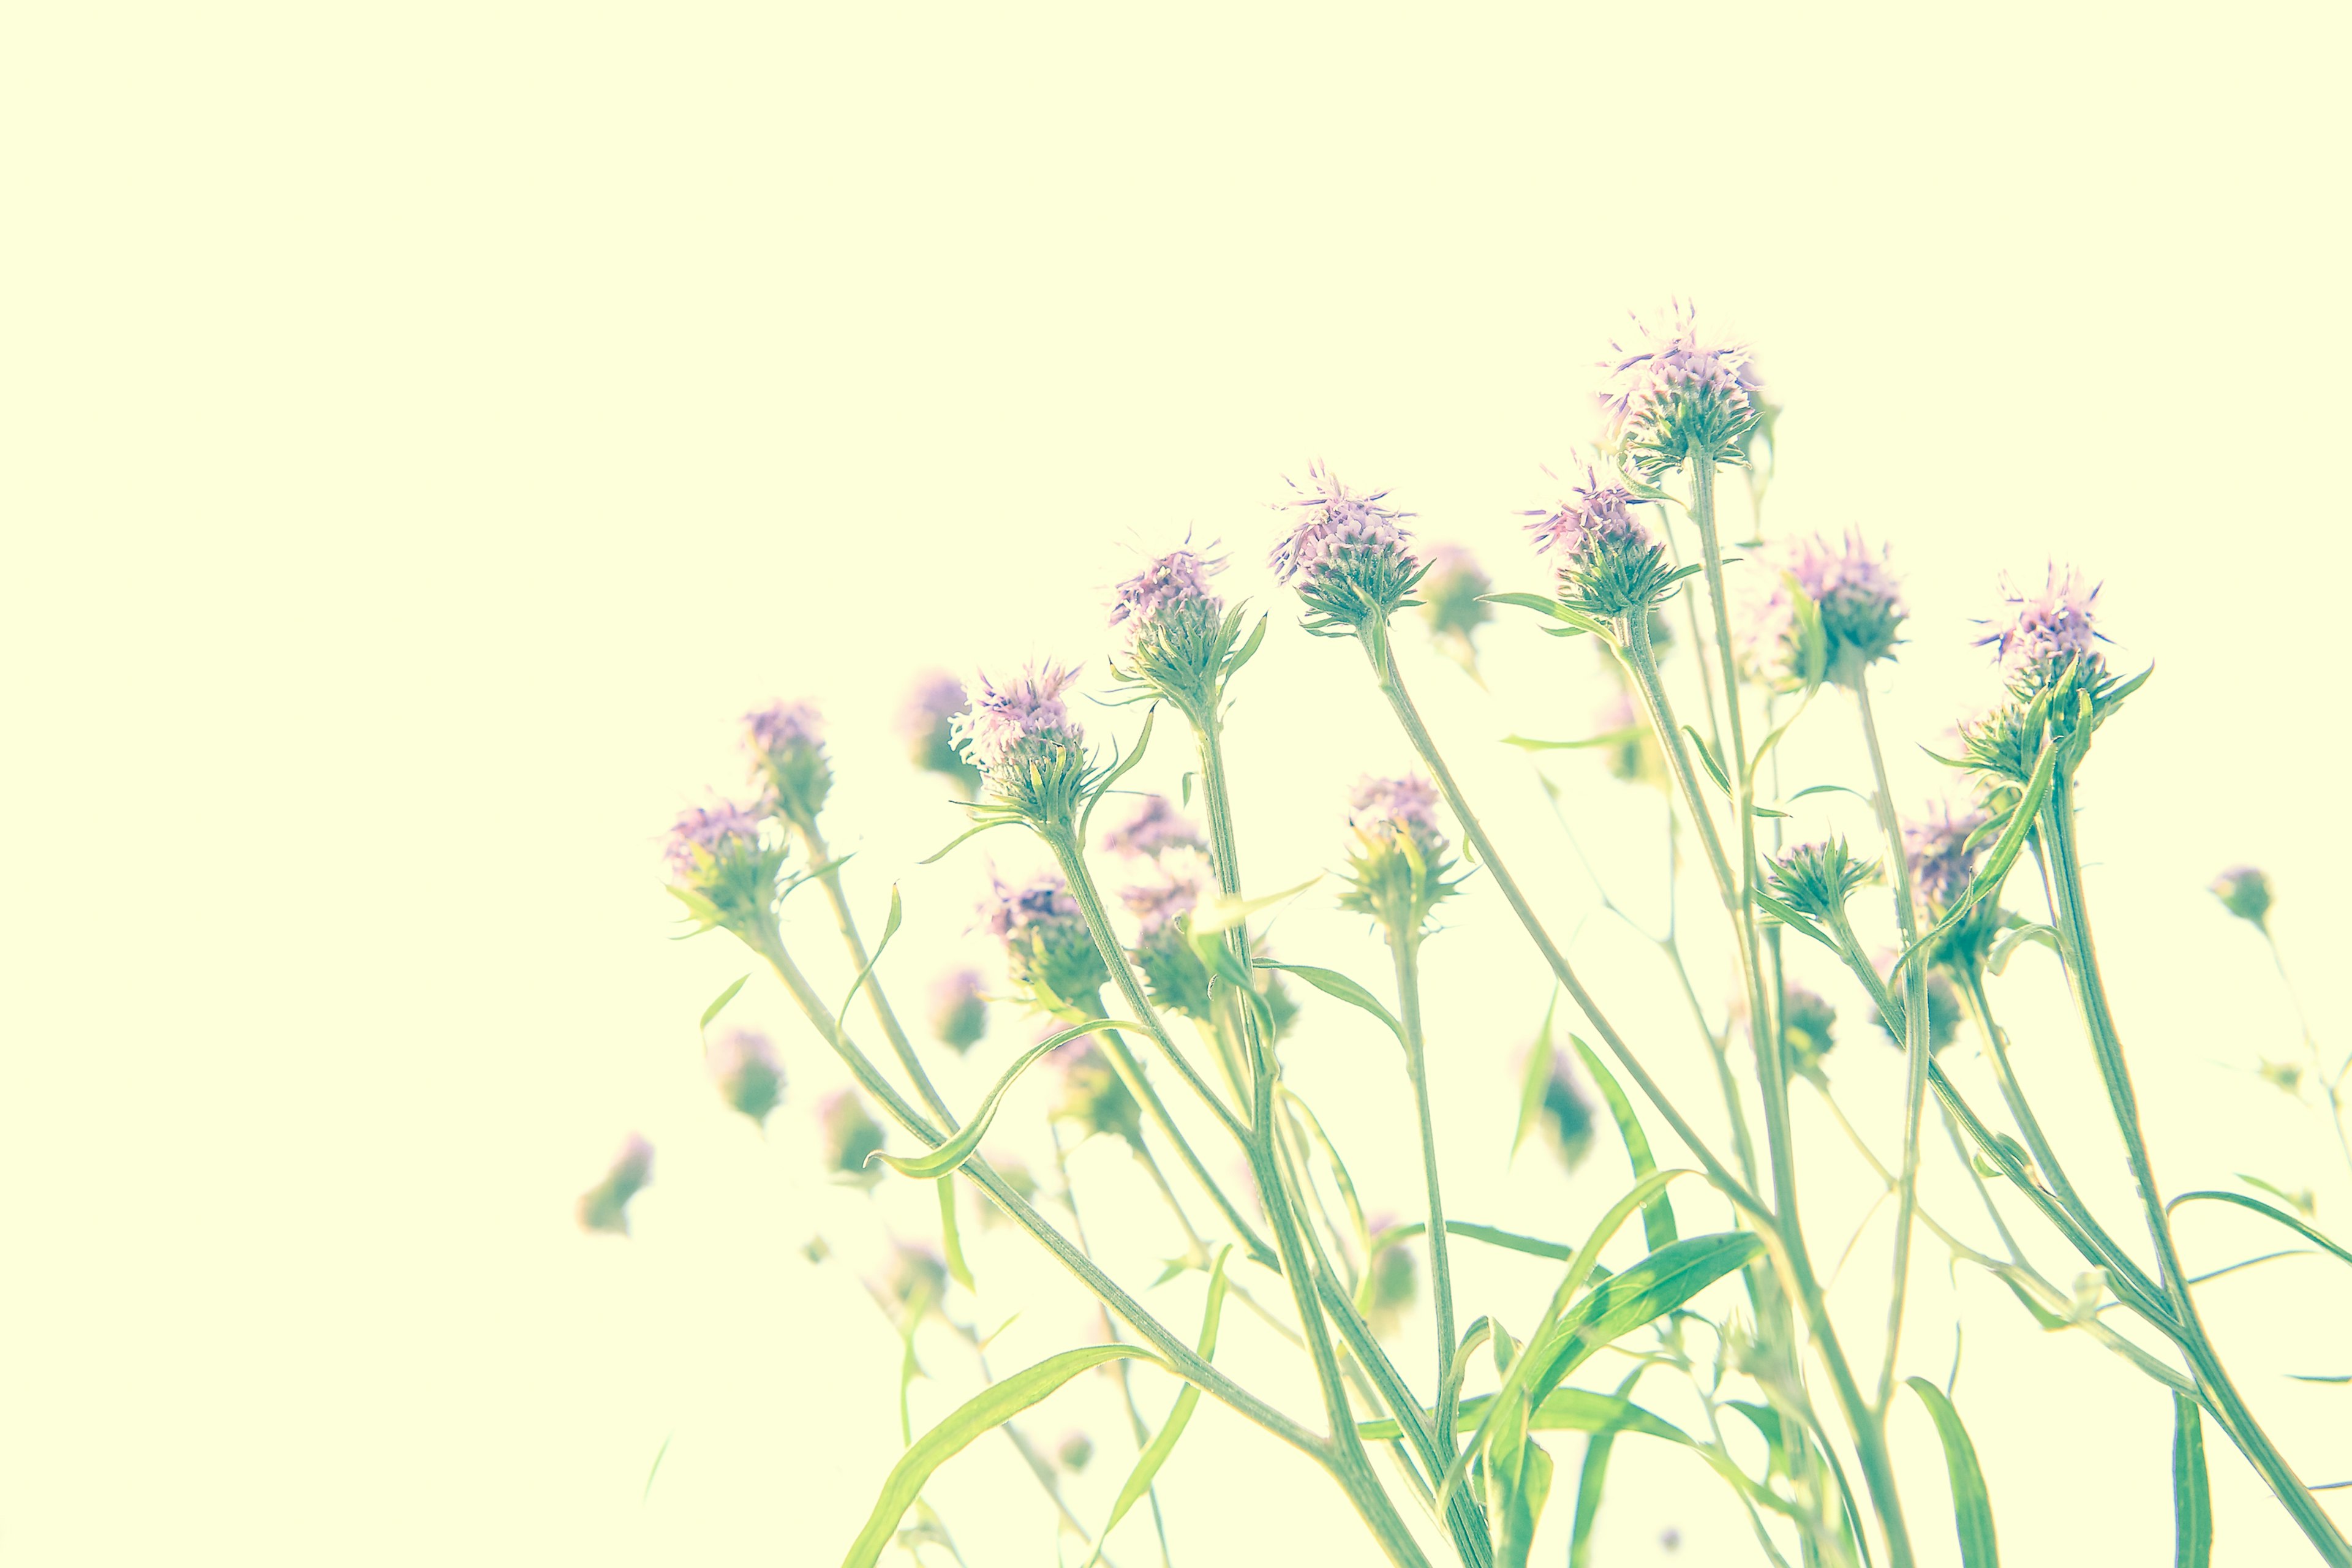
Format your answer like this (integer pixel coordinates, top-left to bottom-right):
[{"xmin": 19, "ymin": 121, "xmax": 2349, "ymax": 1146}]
[
  {"xmin": 841, "ymin": 1344, "xmax": 1166, "ymax": 1568},
  {"xmin": 2167, "ymin": 1191, "xmax": 2352, "ymax": 1271},
  {"xmin": 1084, "ymin": 1249, "xmax": 1232, "ymax": 1567},
  {"xmin": 1370, "ymin": 1219, "xmax": 1578, "ymax": 1265},
  {"xmin": 1512, "ymin": 992, "xmax": 1562, "ymax": 1159},
  {"xmin": 832, "ymin": 885, "xmax": 905, "ymax": 1046},
  {"xmin": 918, "ymin": 816, "xmax": 1016, "ymax": 865},
  {"xmin": 1906, "ymin": 1377, "xmax": 2000, "ymax": 1567},
  {"xmin": 1256, "ymin": 959, "xmax": 1402, "ymax": 1043},
  {"xmin": 1986, "ymin": 924, "xmax": 2059, "ymax": 976},
  {"xmin": 1569, "ymin": 1031, "xmax": 1678, "ymax": 1249},
  {"xmin": 1079, "ymin": 709, "xmax": 1156, "ymax": 834},
  {"xmin": 872, "ymin": 1019, "xmax": 1142, "ymax": 1180},
  {"xmin": 1753, "ymin": 891, "xmax": 1841, "ymax": 952},
  {"xmin": 1526, "ymin": 1232, "xmax": 1765, "ymax": 1405},
  {"xmin": 1569, "ymin": 1366, "xmax": 1646, "ymax": 1568},
  {"xmin": 1684, "ymin": 726, "xmax": 1733, "ymax": 795},
  {"xmin": 1501, "ymin": 728, "xmax": 1646, "ymax": 753},
  {"xmin": 700, "ymin": 974, "xmax": 750, "ymax": 1030},
  {"xmin": 937, "ymin": 1179, "xmax": 974, "ymax": 1292},
  {"xmin": 1191, "ymin": 875, "xmax": 1322, "ymax": 942},
  {"xmin": 2173, "ymin": 1392, "xmax": 2211, "ymax": 1568}
]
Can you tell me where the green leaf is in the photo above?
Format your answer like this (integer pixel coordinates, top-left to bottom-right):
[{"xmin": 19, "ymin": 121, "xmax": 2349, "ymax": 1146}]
[
  {"xmin": 2235, "ymin": 1174, "xmax": 2318, "ymax": 1218},
  {"xmin": 1569, "ymin": 1031, "xmax": 1678, "ymax": 1250},
  {"xmin": 1501, "ymin": 728, "xmax": 1646, "ymax": 753},
  {"xmin": 1369, "ymin": 1219, "xmax": 1577, "ymax": 1265},
  {"xmin": 1278, "ymin": 1088, "xmax": 1370, "ymax": 1261},
  {"xmin": 937, "ymin": 1179, "xmax": 974, "ymax": 1292},
  {"xmin": 1223, "ymin": 613, "xmax": 1270, "ymax": 684},
  {"xmin": 1189, "ymin": 875, "xmax": 1322, "ymax": 945},
  {"xmin": 1084, "ymin": 1249, "xmax": 1232, "ymax": 1567},
  {"xmin": 2166, "ymin": 1191, "xmax": 2352, "ymax": 1271},
  {"xmin": 1905, "ymin": 1377, "xmax": 2000, "ymax": 1567},
  {"xmin": 1986, "ymin": 923, "xmax": 2059, "ymax": 976},
  {"xmin": 918, "ymin": 816, "xmax": 1017, "ymax": 865},
  {"xmin": 1788, "ymin": 782, "xmax": 1872, "ymax": 804},
  {"xmin": 2173, "ymin": 1392, "xmax": 2212, "ymax": 1568},
  {"xmin": 1753, "ymin": 891, "xmax": 1841, "ymax": 952},
  {"xmin": 841, "ymin": 1343, "xmax": 1166, "ymax": 1568},
  {"xmin": 1512, "ymin": 992, "xmax": 1564, "ymax": 1159},
  {"xmin": 1523, "ymin": 1389, "xmax": 1798, "ymax": 1519},
  {"xmin": 1568, "ymin": 1365, "xmax": 1647, "ymax": 1568},
  {"xmin": 1254, "ymin": 958, "xmax": 1401, "ymax": 1043},
  {"xmin": 2288, "ymin": 1373, "xmax": 2350, "ymax": 1384},
  {"xmin": 831, "ymin": 884, "xmax": 905, "ymax": 1046},
  {"xmin": 1750, "ymin": 804, "xmax": 1792, "ymax": 819},
  {"xmin": 1684, "ymin": 726, "xmax": 1733, "ymax": 796},
  {"xmin": 1079, "ymin": 709, "xmax": 1157, "ymax": 834},
  {"xmin": 699, "ymin": 974, "xmax": 750, "ymax": 1030},
  {"xmin": 1525, "ymin": 1232, "xmax": 1765, "ymax": 1406},
  {"xmin": 642, "ymin": 1432, "xmax": 672, "ymax": 1504},
  {"xmin": 872, "ymin": 1019, "xmax": 1142, "ymax": 1180}
]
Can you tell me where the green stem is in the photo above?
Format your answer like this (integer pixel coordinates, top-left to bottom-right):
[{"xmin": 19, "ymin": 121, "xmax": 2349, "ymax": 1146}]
[
  {"xmin": 1390, "ymin": 932, "xmax": 1460, "ymax": 1455},
  {"xmin": 2263, "ymin": 930, "xmax": 2352, "ymax": 1185},
  {"xmin": 2041, "ymin": 782, "xmax": 2350, "ymax": 1563},
  {"xmin": 1849, "ymin": 675, "xmax": 1930, "ymax": 1414},
  {"xmin": 793, "ymin": 818, "xmax": 956, "ymax": 1125}
]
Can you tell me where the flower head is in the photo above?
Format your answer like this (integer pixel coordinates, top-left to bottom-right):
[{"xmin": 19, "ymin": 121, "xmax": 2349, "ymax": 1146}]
[
  {"xmin": 1766, "ymin": 839, "xmax": 1882, "ymax": 924},
  {"xmin": 953, "ymin": 662, "xmax": 1092, "ymax": 823},
  {"xmin": 578, "ymin": 1133, "xmax": 654, "ymax": 1236},
  {"xmin": 1100, "ymin": 793, "xmax": 1205, "ymax": 860},
  {"xmin": 820, "ymin": 1089, "xmax": 886, "ymax": 1188},
  {"xmin": 2211, "ymin": 865, "xmax": 2274, "ymax": 930},
  {"xmin": 1599, "ymin": 301, "xmax": 1766, "ymax": 475},
  {"xmin": 1418, "ymin": 543, "xmax": 1494, "ymax": 672},
  {"xmin": 1348, "ymin": 773, "xmax": 1442, "ymax": 848},
  {"xmin": 1339, "ymin": 774, "xmax": 1460, "ymax": 937},
  {"xmin": 899, "ymin": 671, "xmax": 982, "ymax": 794},
  {"xmin": 1523, "ymin": 462, "xmax": 1681, "ymax": 620},
  {"xmin": 1782, "ymin": 986, "xmax": 1838, "ymax": 1080},
  {"xmin": 1110, "ymin": 548, "xmax": 1224, "ymax": 644},
  {"xmin": 1121, "ymin": 845, "xmax": 1209, "ymax": 937},
  {"xmin": 1523, "ymin": 1047, "xmax": 1597, "ymax": 1172},
  {"xmin": 980, "ymin": 869, "xmax": 1112, "ymax": 1011},
  {"xmin": 1740, "ymin": 532, "xmax": 1905, "ymax": 684},
  {"xmin": 705, "ymin": 1027, "xmax": 783, "ymax": 1126},
  {"xmin": 927, "ymin": 968, "xmax": 989, "ymax": 1053},
  {"xmin": 1976, "ymin": 565, "xmax": 2104, "ymax": 686},
  {"xmin": 1903, "ymin": 800, "xmax": 1991, "ymax": 916},
  {"xmin": 1051, "ymin": 1036, "xmax": 1142, "ymax": 1143},
  {"xmin": 1269, "ymin": 462, "xmax": 1422, "ymax": 629},
  {"xmin": 744, "ymin": 700, "xmax": 831, "ymax": 825},
  {"xmin": 663, "ymin": 794, "xmax": 786, "ymax": 934}
]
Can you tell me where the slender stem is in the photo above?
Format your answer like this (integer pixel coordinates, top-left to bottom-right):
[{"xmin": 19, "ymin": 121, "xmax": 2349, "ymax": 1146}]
[
  {"xmin": 2041, "ymin": 784, "xmax": 2350, "ymax": 1563},
  {"xmin": 1131, "ymin": 1139, "xmax": 1211, "ymax": 1264},
  {"xmin": 741, "ymin": 914, "xmax": 1321, "ymax": 1457},
  {"xmin": 795, "ymin": 818, "xmax": 955, "ymax": 1124},
  {"xmin": 1390, "ymin": 932, "xmax": 1460, "ymax": 1455},
  {"xmin": 1849, "ymin": 676, "xmax": 1929, "ymax": 1413},
  {"xmin": 2264, "ymin": 930, "xmax": 2352, "ymax": 1185}
]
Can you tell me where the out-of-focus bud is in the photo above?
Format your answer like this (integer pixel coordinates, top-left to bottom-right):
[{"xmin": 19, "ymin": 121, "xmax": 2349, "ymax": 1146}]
[
  {"xmin": 1781, "ymin": 986, "xmax": 1838, "ymax": 1082},
  {"xmin": 1363, "ymin": 1213, "xmax": 1420, "ymax": 1338},
  {"xmin": 1536, "ymin": 1050, "xmax": 1597, "ymax": 1172},
  {"xmin": 1100, "ymin": 793, "xmax": 1206, "ymax": 861},
  {"xmin": 801, "ymin": 1235, "xmax": 832, "ymax": 1265},
  {"xmin": 663, "ymin": 795, "xmax": 788, "ymax": 936},
  {"xmin": 1337, "ymin": 774, "xmax": 1463, "ymax": 939},
  {"xmin": 899, "ymin": 671, "xmax": 983, "ymax": 797},
  {"xmin": 1057, "ymin": 1430, "xmax": 1095, "ymax": 1473},
  {"xmin": 1418, "ymin": 543, "xmax": 1494, "ymax": 676},
  {"xmin": 878, "ymin": 1242, "xmax": 948, "ymax": 1330},
  {"xmin": 1052, "ymin": 1038, "xmax": 1143, "ymax": 1145},
  {"xmin": 1873, "ymin": 965, "xmax": 1959, "ymax": 1055},
  {"xmin": 980, "ymin": 870, "xmax": 1112, "ymax": 1014},
  {"xmin": 820, "ymin": 1089, "xmax": 886, "ymax": 1188},
  {"xmin": 743, "ymin": 700, "xmax": 832, "ymax": 829},
  {"xmin": 578, "ymin": 1133, "xmax": 653, "ymax": 1237},
  {"xmin": 2211, "ymin": 866, "xmax": 2274, "ymax": 931},
  {"xmin": 705, "ymin": 1026, "xmax": 783, "ymax": 1126},
  {"xmin": 927, "ymin": 968, "xmax": 989, "ymax": 1054}
]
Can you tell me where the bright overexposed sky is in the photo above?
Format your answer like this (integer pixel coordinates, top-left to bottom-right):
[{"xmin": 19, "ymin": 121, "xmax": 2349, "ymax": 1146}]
[{"xmin": 6, "ymin": 5, "xmax": 2351, "ymax": 1566}]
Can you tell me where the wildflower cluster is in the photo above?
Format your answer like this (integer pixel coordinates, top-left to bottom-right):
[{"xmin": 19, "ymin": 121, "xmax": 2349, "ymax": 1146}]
[
  {"xmin": 1523, "ymin": 462, "xmax": 1689, "ymax": 623},
  {"xmin": 1600, "ymin": 301, "xmax": 1767, "ymax": 476},
  {"xmin": 1269, "ymin": 462, "xmax": 1425, "ymax": 631},
  {"xmin": 663, "ymin": 797, "xmax": 788, "ymax": 935},
  {"xmin": 952, "ymin": 662, "xmax": 1096, "ymax": 827},
  {"xmin": 1740, "ymin": 531, "xmax": 1904, "ymax": 685}
]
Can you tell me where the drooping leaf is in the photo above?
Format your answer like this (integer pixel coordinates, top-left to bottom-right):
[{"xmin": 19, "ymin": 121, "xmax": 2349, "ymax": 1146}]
[
  {"xmin": 1278, "ymin": 1088, "xmax": 1370, "ymax": 1260},
  {"xmin": 700, "ymin": 974, "xmax": 750, "ymax": 1030},
  {"xmin": 1369, "ymin": 1218, "xmax": 1579, "ymax": 1265},
  {"xmin": 918, "ymin": 816, "xmax": 1017, "ymax": 865},
  {"xmin": 1569, "ymin": 1031, "xmax": 1678, "ymax": 1250},
  {"xmin": 2166, "ymin": 1191, "xmax": 2352, "ymax": 1271},
  {"xmin": 1525, "ymin": 1232, "xmax": 1765, "ymax": 1406},
  {"xmin": 831, "ymin": 886, "xmax": 905, "ymax": 1045},
  {"xmin": 1255, "ymin": 959, "xmax": 1401, "ymax": 1044},
  {"xmin": 937, "ymin": 1179, "xmax": 974, "ymax": 1292},
  {"xmin": 1084, "ymin": 1250, "xmax": 1232, "ymax": 1567},
  {"xmin": 841, "ymin": 1344, "xmax": 1166, "ymax": 1568},
  {"xmin": 871, "ymin": 1019, "xmax": 1141, "ymax": 1180},
  {"xmin": 1079, "ymin": 709, "xmax": 1156, "ymax": 835},
  {"xmin": 1685, "ymin": 726, "xmax": 1733, "ymax": 796},
  {"xmin": 1986, "ymin": 923, "xmax": 2059, "ymax": 976},
  {"xmin": 1905, "ymin": 1376, "xmax": 1999, "ymax": 1567},
  {"xmin": 1512, "ymin": 992, "xmax": 1564, "ymax": 1159},
  {"xmin": 2172, "ymin": 1392, "xmax": 2211, "ymax": 1568},
  {"xmin": 1753, "ymin": 891, "xmax": 1842, "ymax": 952}
]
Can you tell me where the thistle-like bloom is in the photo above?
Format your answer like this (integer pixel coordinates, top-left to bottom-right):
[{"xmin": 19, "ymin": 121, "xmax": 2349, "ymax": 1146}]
[
  {"xmin": 1523, "ymin": 463, "xmax": 1680, "ymax": 622},
  {"xmin": 1765, "ymin": 839, "xmax": 1882, "ymax": 924},
  {"xmin": 820, "ymin": 1089, "xmax": 886, "ymax": 1189},
  {"xmin": 927, "ymin": 968, "xmax": 989, "ymax": 1054},
  {"xmin": 1100, "ymin": 793, "xmax": 1205, "ymax": 860},
  {"xmin": 577, "ymin": 1133, "xmax": 653, "ymax": 1237},
  {"xmin": 1121, "ymin": 845, "xmax": 1208, "ymax": 937},
  {"xmin": 1124, "ymin": 846, "xmax": 1215, "ymax": 1019},
  {"xmin": 1057, "ymin": 1431, "xmax": 1095, "ymax": 1474},
  {"xmin": 1599, "ymin": 301, "xmax": 1766, "ymax": 475},
  {"xmin": 1782, "ymin": 986, "xmax": 1838, "ymax": 1080},
  {"xmin": 1110, "ymin": 547, "xmax": 1223, "ymax": 646},
  {"xmin": 1976, "ymin": 565, "xmax": 2104, "ymax": 685},
  {"xmin": 952, "ymin": 662, "xmax": 1093, "ymax": 823},
  {"xmin": 705, "ymin": 1027, "xmax": 784, "ymax": 1126},
  {"xmin": 1418, "ymin": 543, "xmax": 1494, "ymax": 668},
  {"xmin": 1740, "ymin": 532, "xmax": 1906, "ymax": 684},
  {"xmin": 744, "ymin": 699, "xmax": 832, "ymax": 827},
  {"xmin": 1050, "ymin": 1036, "xmax": 1143, "ymax": 1144},
  {"xmin": 1903, "ymin": 800, "xmax": 1991, "ymax": 916},
  {"xmin": 1363, "ymin": 1213, "xmax": 1420, "ymax": 1338},
  {"xmin": 980, "ymin": 869, "xmax": 1113, "ymax": 1012},
  {"xmin": 663, "ymin": 794, "xmax": 787, "ymax": 935},
  {"xmin": 1269, "ymin": 462, "xmax": 1423, "ymax": 630},
  {"xmin": 1339, "ymin": 774, "xmax": 1460, "ymax": 937},
  {"xmin": 899, "ymin": 671, "xmax": 982, "ymax": 795},
  {"xmin": 2211, "ymin": 865, "xmax": 2274, "ymax": 930}
]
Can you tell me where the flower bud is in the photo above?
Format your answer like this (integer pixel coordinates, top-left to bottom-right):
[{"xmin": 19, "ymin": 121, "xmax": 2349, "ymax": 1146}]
[
  {"xmin": 1269, "ymin": 463, "xmax": 1423, "ymax": 631},
  {"xmin": 1100, "ymin": 793, "xmax": 1206, "ymax": 860},
  {"xmin": 980, "ymin": 870, "xmax": 1113, "ymax": 1014},
  {"xmin": 577, "ymin": 1133, "xmax": 653, "ymax": 1237},
  {"xmin": 1418, "ymin": 543, "xmax": 1494, "ymax": 673},
  {"xmin": 819, "ymin": 1089, "xmax": 886, "ymax": 1189},
  {"xmin": 1740, "ymin": 532, "xmax": 1905, "ymax": 685},
  {"xmin": 1873, "ymin": 965, "xmax": 1959, "ymax": 1055},
  {"xmin": 1123, "ymin": 847, "xmax": 1216, "ymax": 1020},
  {"xmin": 1765, "ymin": 840, "xmax": 1881, "ymax": 925},
  {"xmin": 899, "ymin": 671, "xmax": 982, "ymax": 796},
  {"xmin": 1338, "ymin": 774, "xmax": 1462, "ymax": 938},
  {"xmin": 1528, "ymin": 1047, "xmax": 1597, "ymax": 1172},
  {"xmin": 1051, "ymin": 1037, "xmax": 1143, "ymax": 1145},
  {"xmin": 1599, "ymin": 301, "xmax": 1766, "ymax": 476},
  {"xmin": 927, "ymin": 968, "xmax": 989, "ymax": 1054},
  {"xmin": 1056, "ymin": 1430, "xmax": 1095, "ymax": 1473},
  {"xmin": 705, "ymin": 1026, "xmax": 783, "ymax": 1126},
  {"xmin": 663, "ymin": 795, "xmax": 788, "ymax": 935},
  {"xmin": 879, "ymin": 1242, "xmax": 948, "ymax": 1329},
  {"xmin": 1110, "ymin": 546, "xmax": 1233, "ymax": 711},
  {"xmin": 1523, "ymin": 464, "xmax": 1676, "ymax": 622},
  {"xmin": 743, "ymin": 700, "xmax": 832, "ymax": 828},
  {"xmin": 2211, "ymin": 865, "xmax": 2273, "ymax": 930},
  {"xmin": 1781, "ymin": 986, "xmax": 1838, "ymax": 1080},
  {"xmin": 1363, "ymin": 1214, "xmax": 1420, "ymax": 1338}
]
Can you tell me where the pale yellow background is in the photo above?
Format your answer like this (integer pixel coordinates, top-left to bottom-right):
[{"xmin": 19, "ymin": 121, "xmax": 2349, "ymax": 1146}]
[{"xmin": 5, "ymin": 4, "xmax": 2349, "ymax": 1566}]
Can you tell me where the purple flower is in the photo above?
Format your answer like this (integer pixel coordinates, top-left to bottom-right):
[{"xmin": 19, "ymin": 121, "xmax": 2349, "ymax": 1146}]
[
  {"xmin": 1349, "ymin": 773, "xmax": 1442, "ymax": 846},
  {"xmin": 1270, "ymin": 463, "xmax": 1411, "ymax": 597},
  {"xmin": 1109, "ymin": 548, "xmax": 1225, "ymax": 644},
  {"xmin": 1525, "ymin": 464, "xmax": 1656, "ymax": 563},
  {"xmin": 1976, "ymin": 565, "xmax": 2104, "ymax": 681},
  {"xmin": 952, "ymin": 662, "xmax": 1085, "ymax": 775},
  {"xmin": 1099, "ymin": 793, "xmax": 1205, "ymax": 859},
  {"xmin": 664, "ymin": 797, "xmax": 770, "ymax": 880},
  {"xmin": 898, "ymin": 672, "xmax": 978, "ymax": 784},
  {"xmin": 927, "ymin": 968, "xmax": 989, "ymax": 1052},
  {"xmin": 1051, "ymin": 1035, "xmax": 1142, "ymax": 1142},
  {"xmin": 706, "ymin": 1027, "xmax": 784, "ymax": 1125},
  {"xmin": 1121, "ymin": 846, "xmax": 1208, "ymax": 937},
  {"xmin": 1903, "ymin": 800, "xmax": 1990, "ymax": 913},
  {"xmin": 1419, "ymin": 544, "xmax": 1494, "ymax": 640},
  {"xmin": 1741, "ymin": 531, "xmax": 1906, "ymax": 677},
  {"xmin": 2211, "ymin": 865, "xmax": 2274, "ymax": 928},
  {"xmin": 979, "ymin": 869, "xmax": 1111, "ymax": 1005},
  {"xmin": 978, "ymin": 869, "xmax": 1084, "ymax": 940},
  {"xmin": 578, "ymin": 1133, "xmax": 654, "ymax": 1236},
  {"xmin": 1598, "ymin": 300, "xmax": 1765, "ymax": 440},
  {"xmin": 820, "ymin": 1089, "xmax": 886, "ymax": 1186},
  {"xmin": 744, "ymin": 699, "xmax": 822, "ymax": 759}
]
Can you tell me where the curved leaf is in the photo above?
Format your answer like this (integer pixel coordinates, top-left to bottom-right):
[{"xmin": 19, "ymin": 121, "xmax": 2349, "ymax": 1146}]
[
  {"xmin": 2167, "ymin": 1190, "xmax": 2352, "ymax": 1270},
  {"xmin": 1079, "ymin": 709, "xmax": 1156, "ymax": 834},
  {"xmin": 1084, "ymin": 1250, "xmax": 1232, "ymax": 1567},
  {"xmin": 1986, "ymin": 923, "xmax": 2059, "ymax": 977},
  {"xmin": 1191, "ymin": 876, "xmax": 1321, "ymax": 944},
  {"xmin": 918, "ymin": 816, "xmax": 1017, "ymax": 865},
  {"xmin": 832, "ymin": 885, "xmax": 905, "ymax": 1045},
  {"xmin": 842, "ymin": 1344, "xmax": 1166, "ymax": 1568},
  {"xmin": 1527, "ymin": 1232, "xmax": 1765, "ymax": 1404},
  {"xmin": 699, "ymin": 974, "xmax": 750, "ymax": 1030},
  {"xmin": 872, "ymin": 1019, "xmax": 1142, "ymax": 1180},
  {"xmin": 1905, "ymin": 1377, "xmax": 1999, "ymax": 1567},
  {"xmin": 1255, "ymin": 959, "xmax": 1401, "ymax": 1043},
  {"xmin": 1569, "ymin": 1031, "xmax": 1678, "ymax": 1250},
  {"xmin": 1569, "ymin": 1366, "xmax": 1648, "ymax": 1568},
  {"xmin": 1513, "ymin": 992, "xmax": 1564, "ymax": 1158}
]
